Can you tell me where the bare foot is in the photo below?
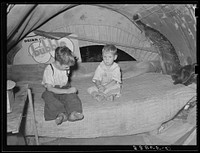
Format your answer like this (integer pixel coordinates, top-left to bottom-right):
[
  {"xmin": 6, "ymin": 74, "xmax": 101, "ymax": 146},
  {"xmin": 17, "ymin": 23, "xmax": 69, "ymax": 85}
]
[
  {"xmin": 55, "ymin": 113, "xmax": 67, "ymax": 125},
  {"xmin": 68, "ymin": 111, "xmax": 84, "ymax": 122}
]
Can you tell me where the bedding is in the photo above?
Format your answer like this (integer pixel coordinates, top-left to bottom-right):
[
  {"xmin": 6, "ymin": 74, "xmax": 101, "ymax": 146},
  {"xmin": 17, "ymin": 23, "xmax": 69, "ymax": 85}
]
[{"xmin": 24, "ymin": 72, "xmax": 196, "ymax": 138}]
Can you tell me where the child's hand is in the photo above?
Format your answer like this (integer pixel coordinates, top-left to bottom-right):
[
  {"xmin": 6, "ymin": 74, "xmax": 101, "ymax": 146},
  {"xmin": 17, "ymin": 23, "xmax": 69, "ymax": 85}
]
[
  {"xmin": 98, "ymin": 85, "xmax": 105, "ymax": 92},
  {"xmin": 67, "ymin": 87, "xmax": 77, "ymax": 94}
]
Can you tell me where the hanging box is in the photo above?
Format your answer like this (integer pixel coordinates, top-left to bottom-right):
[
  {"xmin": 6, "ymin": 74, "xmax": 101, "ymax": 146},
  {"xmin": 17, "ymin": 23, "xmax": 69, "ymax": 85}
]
[{"xmin": 7, "ymin": 80, "xmax": 16, "ymax": 113}]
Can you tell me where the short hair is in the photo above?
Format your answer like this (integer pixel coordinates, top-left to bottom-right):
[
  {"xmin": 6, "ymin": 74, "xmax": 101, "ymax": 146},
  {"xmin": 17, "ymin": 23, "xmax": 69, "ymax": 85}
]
[
  {"xmin": 102, "ymin": 44, "xmax": 117, "ymax": 55},
  {"xmin": 54, "ymin": 46, "xmax": 76, "ymax": 66}
]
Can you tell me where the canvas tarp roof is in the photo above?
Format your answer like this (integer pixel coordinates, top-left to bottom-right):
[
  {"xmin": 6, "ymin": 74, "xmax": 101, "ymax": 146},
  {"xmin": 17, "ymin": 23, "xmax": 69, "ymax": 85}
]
[{"xmin": 6, "ymin": 4, "xmax": 196, "ymax": 65}]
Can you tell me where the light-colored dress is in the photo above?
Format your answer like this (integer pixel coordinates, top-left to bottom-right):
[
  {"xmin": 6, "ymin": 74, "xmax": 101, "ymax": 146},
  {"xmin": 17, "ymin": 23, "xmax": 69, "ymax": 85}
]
[{"xmin": 87, "ymin": 61, "xmax": 121, "ymax": 97}]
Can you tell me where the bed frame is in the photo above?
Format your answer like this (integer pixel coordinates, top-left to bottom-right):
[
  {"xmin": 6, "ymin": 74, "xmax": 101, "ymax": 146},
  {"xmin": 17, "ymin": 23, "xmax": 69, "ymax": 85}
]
[{"xmin": 7, "ymin": 61, "xmax": 196, "ymax": 138}]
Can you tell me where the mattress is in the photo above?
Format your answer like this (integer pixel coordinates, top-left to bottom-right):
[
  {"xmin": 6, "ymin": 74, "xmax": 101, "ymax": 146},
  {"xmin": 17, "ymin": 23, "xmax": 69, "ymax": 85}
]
[{"xmin": 25, "ymin": 72, "xmax": 196, "ymax": 138}]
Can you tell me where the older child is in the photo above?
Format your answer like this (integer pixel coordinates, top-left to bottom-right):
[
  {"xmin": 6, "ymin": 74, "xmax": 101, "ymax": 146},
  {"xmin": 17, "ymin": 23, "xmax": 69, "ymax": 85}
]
[
  {"xmin": 87, "ymin": 44, "xmax": 122, "ymax": 102},
  {"xmin": 41, "ymin": 46, "xmax": 84, "ymax": 125}
]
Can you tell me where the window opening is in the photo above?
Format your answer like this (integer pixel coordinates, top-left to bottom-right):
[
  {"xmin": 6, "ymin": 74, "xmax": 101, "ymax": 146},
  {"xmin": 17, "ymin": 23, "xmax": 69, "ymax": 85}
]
[{"xmin": 80, "ymin": 45, "xmax": 136, "ymax": 62}]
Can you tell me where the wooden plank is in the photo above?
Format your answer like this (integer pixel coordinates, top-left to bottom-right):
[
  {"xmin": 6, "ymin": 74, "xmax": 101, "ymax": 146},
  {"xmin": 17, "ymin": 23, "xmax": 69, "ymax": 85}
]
[
  {"xmin": 77, "ymin": 25, "xmax": 85, "ymax": 37},
  {"xmin": 173, "ymin": 126, "xmax": 196, "ymax": 145},
  {"xmin": 93, "ymin": 25, "xmax": 99, "ymax": 40},
  {"xmin": 116, "ymin": 28, "xmax": 121, "ymax": 43},
  {"xmin": 111, "ymin": 27, "xmax": 117, "ymax": 42},
  {"xmin": 7, "ymin": 133, "xmax": 26, "ymax": 145},
  {"xmin": 183, "ymin": 128, "xmax": 196, "ymax": 145},
  {"xmin": 122, "ymin": 32, "xmax": 129, "ymax": 45},
  {"xmin": 7, "ymin": 64, "xmax": 45, "ymax": 82},
  {"xmin": 106, "ymin": 26, "xmax": 111, "ymax": 42},
  {"xmin": 119, "ymin": 30, "xmax": 125, "ymax": 45},
  {"xmin": 27, "ymin": 88, "xmax": 40, "ymax": 145},
  {"xmin": 127, "ymin": 33, "xmax": 133, "ymax": 45},
  {"xmin": 69, "ymin": 25, "xmax": 76, "ymax": 34}
]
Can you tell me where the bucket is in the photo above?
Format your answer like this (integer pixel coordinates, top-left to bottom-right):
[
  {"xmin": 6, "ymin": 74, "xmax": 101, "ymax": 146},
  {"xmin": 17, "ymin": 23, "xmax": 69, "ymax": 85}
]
[{"xmin": 7, "ymin": 80, "xmax": 16, "ymax": 113}]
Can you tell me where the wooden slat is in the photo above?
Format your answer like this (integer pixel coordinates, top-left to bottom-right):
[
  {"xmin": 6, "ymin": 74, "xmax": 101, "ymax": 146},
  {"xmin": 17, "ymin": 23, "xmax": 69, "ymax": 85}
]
[
  {"xmin": 130, "ymin": 35, "xmax": 137, "ymax": 47},
  {"xmin": 182, "ymin": 128, "xmax": 196, "ymax": 145},
  {"xmin": 111, "ymin": 27, "xmax": 117, "ymax": 42},
  {"xmin": 93, "ymin": 25, "xmax": 99, "ymax": 40},
  {"xmin": 142, "ymin": 51, "xmax": 150, "ymax": 61},
  {"xmin": 120, "ymin": 30, "xmax": 126, "ymax": 44},
  {"xmin": 69, "ymin": 25, "xmax": 76, "ymax": 33},
  {"xmin": 173, "ymin": 126, "xmax": 196, "ymax": 145},
  {"xmin": 98, "ymin": 25, "xmax": 106, "ymax": 41},
  {"xmin": 63, "ymin": 25, "xmax": 156, "ymax": 53},
  {"xmin": 116, "ymin": 28, "xmax": 121, "ymax": 43},
  {"xmin": 106, "ymin": 26, "xmax": 111, "ymax": 42},
  {"xmin": 27, "ymin": 88, "xmax": 40, "ymax": 145},
  {"xmin": 78, "ymin": 25, "xmax": 85, "ymax": 36},
  {"xmin": 127, "ymin": 33, "xmax": 133, "ymax": 45},
  {"xmin": 122, "ymin": 32, "xmax": 129, "ymax": 45},
  {"xmin": 139, "ymin": 50, "xmax": 147, "ymax": 61}
]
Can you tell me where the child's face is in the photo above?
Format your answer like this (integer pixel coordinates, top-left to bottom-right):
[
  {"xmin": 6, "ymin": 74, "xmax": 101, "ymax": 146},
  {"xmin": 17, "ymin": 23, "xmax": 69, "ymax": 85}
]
[
  {"xmin": 56, "ymin": 61, "xmax": 70, "ymax": 71},
  {"xmin": 102, "ymin": 52, "xmax": 117, "ymax": 66}
]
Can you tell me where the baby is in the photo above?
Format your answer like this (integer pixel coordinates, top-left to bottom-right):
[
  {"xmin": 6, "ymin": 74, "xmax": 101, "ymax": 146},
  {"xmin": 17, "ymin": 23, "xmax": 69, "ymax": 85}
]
[{"xmin": 87, "ymin": 44, "xmax": 122, "ymax": 101}]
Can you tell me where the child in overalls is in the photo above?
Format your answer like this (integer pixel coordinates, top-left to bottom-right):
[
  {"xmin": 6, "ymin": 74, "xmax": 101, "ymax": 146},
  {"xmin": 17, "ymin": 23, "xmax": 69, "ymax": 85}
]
[
  {"xmin": 41, "ymin": 46, "xmax": 84, "ymax": 125},
  {"xmin": 87, "ymin": 44, "xmax": 122, "ymax": 102}
]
